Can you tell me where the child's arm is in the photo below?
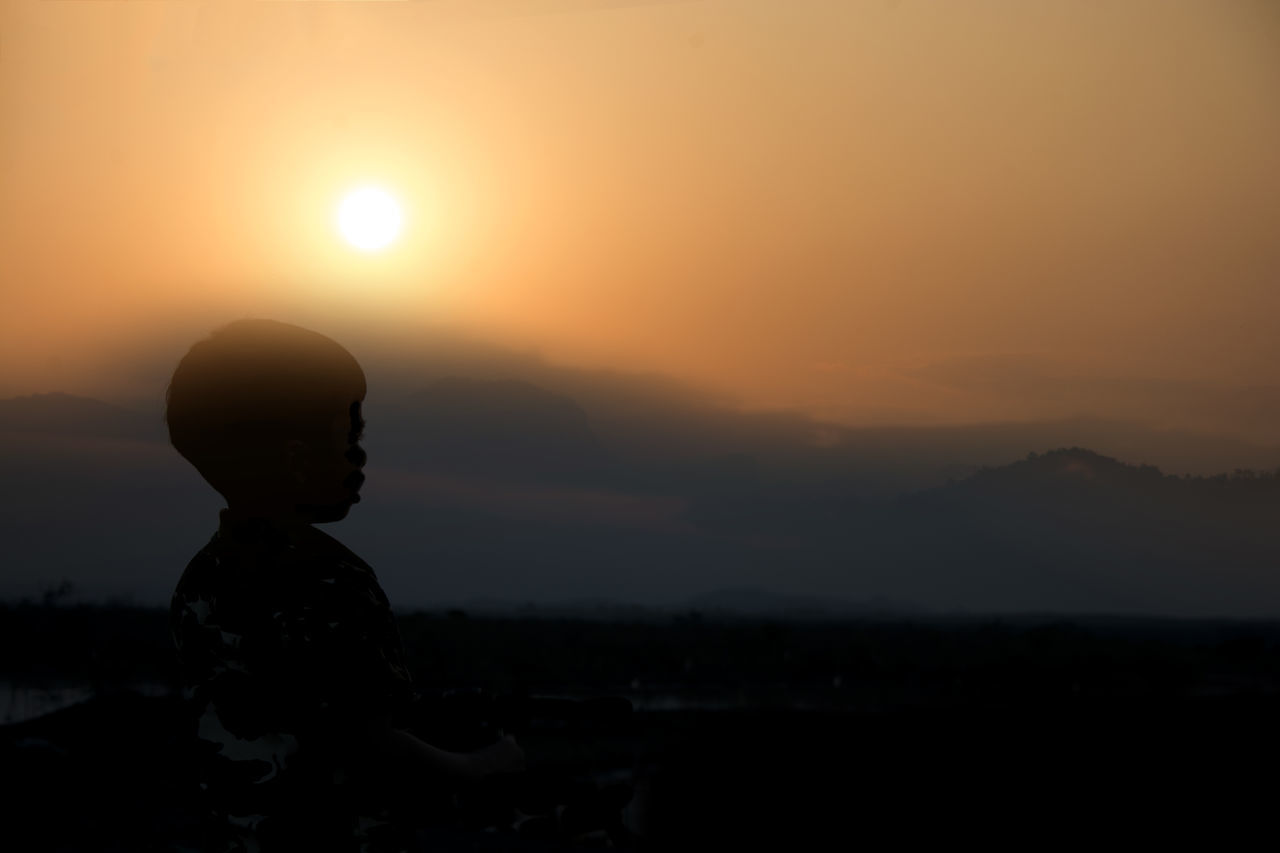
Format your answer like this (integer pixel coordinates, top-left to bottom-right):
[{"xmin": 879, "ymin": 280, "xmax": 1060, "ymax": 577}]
[{"xmin": 355, "ymin": 711, "xmax": 525, "ymax": 786}]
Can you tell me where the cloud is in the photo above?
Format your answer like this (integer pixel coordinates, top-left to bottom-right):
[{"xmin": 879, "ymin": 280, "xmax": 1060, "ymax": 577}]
[{"xmin": 906, "ymin": 354, "xmax": 1280, "ymax": 446}]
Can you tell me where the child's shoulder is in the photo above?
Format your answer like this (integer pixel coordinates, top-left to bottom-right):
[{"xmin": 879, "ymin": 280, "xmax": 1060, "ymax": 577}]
[{"xmin": 173, "ymin": 518, "xmax": 384, "ymax": 628}]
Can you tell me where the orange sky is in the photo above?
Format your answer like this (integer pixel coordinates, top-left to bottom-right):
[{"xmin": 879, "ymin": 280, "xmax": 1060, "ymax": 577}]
[{"xmin": 2, "ymin": 0, "xmax": 1278, "ymax": 440}]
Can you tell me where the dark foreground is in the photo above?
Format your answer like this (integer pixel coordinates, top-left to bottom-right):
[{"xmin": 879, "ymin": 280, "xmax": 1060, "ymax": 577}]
[{"xmin": 4, "ymin": 606, "xmax": 1280, "ymax": 849}]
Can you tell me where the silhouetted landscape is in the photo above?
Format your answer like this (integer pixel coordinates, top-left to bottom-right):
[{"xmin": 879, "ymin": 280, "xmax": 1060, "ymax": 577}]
[
  {"xmin": 6, "ymin": 366, "xmax": 1280, "ymax": 847},
  {"xmin": 5, "ymin": 600, "xmax": 1280, "ymax": 848}
]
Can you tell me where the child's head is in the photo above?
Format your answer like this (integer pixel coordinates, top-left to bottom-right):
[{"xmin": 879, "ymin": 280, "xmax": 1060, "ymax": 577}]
[{"xmin": 166, "ymin": 319, "xmax": 367, "ymax": 522}]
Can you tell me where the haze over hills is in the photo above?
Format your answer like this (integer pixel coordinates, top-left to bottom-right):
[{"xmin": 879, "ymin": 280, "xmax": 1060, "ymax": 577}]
[
  {"xmin": 102, "ymin": 326, "xmax": 1280, "ymax": 483},
  {"xmin": 376, "ymin": 378, "xmax": 611, "ymax": 485},
  {"xmin": 0, "ymin": 393, "xmax": 162, "ymax": 442},
  {"xmin": 2, "ymin": 379, "xmax": 1279, "ymax": 617}
]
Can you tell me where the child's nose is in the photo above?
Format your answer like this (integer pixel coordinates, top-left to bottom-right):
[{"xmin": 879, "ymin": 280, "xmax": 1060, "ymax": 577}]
[{"xmin": 346, "ymin": 445, "xmax": 367, "ymax": 467}]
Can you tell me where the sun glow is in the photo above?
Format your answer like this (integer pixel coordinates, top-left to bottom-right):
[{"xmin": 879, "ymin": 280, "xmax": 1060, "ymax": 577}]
[{"xmin": 336, "ymin": 187, "xmax": 403, "ymax": 251}]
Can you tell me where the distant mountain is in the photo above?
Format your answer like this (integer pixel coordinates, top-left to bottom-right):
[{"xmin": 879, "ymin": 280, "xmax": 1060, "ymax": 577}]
[
  {"xmin": 888, "ymin": 449, "xmax": 1280, "ymax": 615},
  {"xmin": 922, "ymin": 447, "xmax": 1280, "ymax": 517},
  {"xmin": 811, "ymin": 419, "xmax": 1280, "ymax": 495}
]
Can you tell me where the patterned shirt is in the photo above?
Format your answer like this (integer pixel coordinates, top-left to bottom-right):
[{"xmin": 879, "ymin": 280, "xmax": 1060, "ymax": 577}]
[{"xmin": 170, "ymin": 510, "xmax": 415, "ymax": 853}]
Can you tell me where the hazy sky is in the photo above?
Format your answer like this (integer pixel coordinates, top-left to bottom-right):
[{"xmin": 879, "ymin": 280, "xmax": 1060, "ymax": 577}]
[{"xmin": 3, "ymin": 0, "xmax": 1278, "ymax": 438}]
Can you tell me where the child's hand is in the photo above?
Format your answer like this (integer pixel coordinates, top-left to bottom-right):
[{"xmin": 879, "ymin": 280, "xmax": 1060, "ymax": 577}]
[{"xmin": 467, "ymin": 733, "xmax": 525, "ymax": 781}]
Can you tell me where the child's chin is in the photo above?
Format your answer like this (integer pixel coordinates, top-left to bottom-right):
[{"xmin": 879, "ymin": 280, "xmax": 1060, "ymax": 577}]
[{"xmin": 299, "ymin": 500, "xmax": 355, "ymax": 523}]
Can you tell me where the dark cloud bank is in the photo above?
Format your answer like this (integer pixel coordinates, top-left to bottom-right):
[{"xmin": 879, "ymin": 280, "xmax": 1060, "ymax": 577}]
[{"xmin": 3, "ymin": 336, "xmax": 1279, "ymax": 617}]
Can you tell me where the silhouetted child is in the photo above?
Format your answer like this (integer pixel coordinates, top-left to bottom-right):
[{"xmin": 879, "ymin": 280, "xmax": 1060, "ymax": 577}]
[{"xmin": 168, "ymin": 319, "xmax": 522, "ymax": 853}]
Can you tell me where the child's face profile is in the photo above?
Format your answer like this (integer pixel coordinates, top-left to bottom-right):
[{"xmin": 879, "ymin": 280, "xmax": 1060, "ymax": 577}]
[
  {"xmin": 167, "ymin": 319, "xmax": 372, "ymax": 524},
  {"xmin": 288, "ymin": 398, "xmax": 367, "ymax": 524}
]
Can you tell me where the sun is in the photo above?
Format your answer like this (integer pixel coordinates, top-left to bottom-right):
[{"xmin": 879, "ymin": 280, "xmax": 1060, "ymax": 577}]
[{"xmin": 336, "ymin": 186, "xmax": 403, "ymax": 251}]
